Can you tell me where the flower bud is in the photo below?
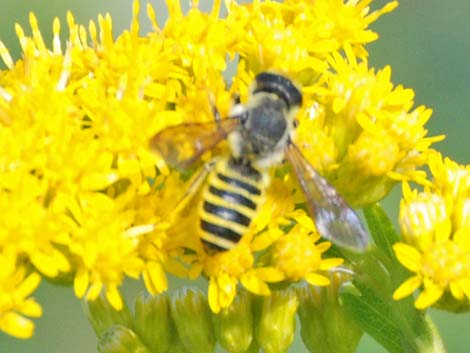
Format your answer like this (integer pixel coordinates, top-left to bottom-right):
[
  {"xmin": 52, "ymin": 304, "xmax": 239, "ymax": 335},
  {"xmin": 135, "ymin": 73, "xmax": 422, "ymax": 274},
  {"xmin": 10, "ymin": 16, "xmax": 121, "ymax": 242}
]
[
  {"xmin": 134, "ymin": 292, "xmax": 172, "ymax": 353},
  {"xmin": 213, "ymin": 290, "xmax": 253, "ymax": 353},
  {"xmin": 83, "ymin": 293, "xmax": 133, "ymax": 338},
  {"xmin": 255, "ymin": 288, "xmax": 298, "ymax": 353},
  {"xmin": 297, "ymin": 276, "xmax": 362, "ymax": 353},
  {"xmin": 170, "ymin": 287, "xmax": 215, "ymax": 353},
  {"xmin": 98, "ymin": 325, "xmax": 151, "ymax": 353}
]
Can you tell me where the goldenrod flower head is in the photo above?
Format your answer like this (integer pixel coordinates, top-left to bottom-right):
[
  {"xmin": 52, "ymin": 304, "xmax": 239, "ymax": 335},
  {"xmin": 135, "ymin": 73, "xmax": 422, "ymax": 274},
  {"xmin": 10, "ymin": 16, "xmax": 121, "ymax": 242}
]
[
  {"xmin": 204, "ymin": 241, "xmax": 284, "ymax": 313},
  {"xmin": 0, "ymin": 171, "xmax": 70, "ymax": 278},
  {"xmin": 227, "ymin": 0, "xmax": 398, "ymax": 74},
  {"xmin": 0, "ymin": 0, "xmax": 437, "ymax": 341},
  {"xmin": 283, "ymin": 0, "xmax": 399, "ymax": 58},
  {"xmin": 295, "ymin": 47, "xmax": 444, "ymax": 207},
  {"xmin": 0, "ymin": 255, "xmax": 42, "ymax": 339},
  {"xmin": 62, "ymin": 193, "xmax": 143, "ymax": 310},
  {"xmin": 394, "ymin": 153, "xmax": 470, "ymax": 309},
  {"xmin": 269, "ymin": 222, "xmax": 343, "ymax": 285}
]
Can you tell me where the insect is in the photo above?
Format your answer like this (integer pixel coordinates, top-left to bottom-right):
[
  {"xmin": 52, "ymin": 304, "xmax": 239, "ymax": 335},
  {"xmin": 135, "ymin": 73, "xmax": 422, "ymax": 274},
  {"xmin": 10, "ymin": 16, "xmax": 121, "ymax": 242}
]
[{"xmin": 150, "ymin": 72, "xmax": 369, "ymax": 253}]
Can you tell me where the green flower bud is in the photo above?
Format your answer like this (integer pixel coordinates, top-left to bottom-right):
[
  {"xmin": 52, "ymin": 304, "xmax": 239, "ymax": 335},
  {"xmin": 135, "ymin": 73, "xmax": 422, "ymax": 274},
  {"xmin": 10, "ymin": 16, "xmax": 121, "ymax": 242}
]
[
  {"xmin": 170, "ymin": 287, "xmax": 215, "ymax": 353},
  {"xmin": 297, "ymin": 276, "xmax": 362, "ymax": 353},
  {"xmin": 213, "ymin": 290, "xmax": 253, "ymax": 353},
  {"xmin": 244, "ymin": 339, "xmax": 260, "ymax": 353},
  {"xmin": 84, "ymin": 293, "xmax": 133, "ymax": 338},
  {"xmin": 134, "ymin": 291, "xmax": 173, "ymax": 353},
  {"xmin": 255, "ymin": 288, "xmax": 298, "ymax": 353},
  {"xmin": 166, "ymin": 337, "xmax": 191, "ymax": 353},
  {"xmin": 98, "ymin": 325, "xmax": 151, "ymax": 353}
]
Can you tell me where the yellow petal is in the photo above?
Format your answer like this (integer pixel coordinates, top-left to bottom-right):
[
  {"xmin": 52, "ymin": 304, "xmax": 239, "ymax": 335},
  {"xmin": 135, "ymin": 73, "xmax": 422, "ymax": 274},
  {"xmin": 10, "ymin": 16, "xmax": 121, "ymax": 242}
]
[
  {"xmin": 208, "ymin": 278, "xmax": 221, "ymax": 313},
  {"xmin": 86, "ymin": 281, "xmax": 103, "ymax": 301},
  {"xmin": 187, "ymin": 262, "xmax": 203, "ymax": 280},
  {"xmin": 393, "ymin": 243, "xmax": 422, "ymax": 272},
  {"xmin": 0, "ymin": 312, "xmax": 34, "ymax": 339},
  {"xmin": 80, "ymin": 172, "xmax": 120, "ymax": 190},
  {"xmin": 250, "ymin": 227, "xmax": 283, "ymax": 252},
  {"xmin": 332, "ymin": 97, "xmax": 346, "ymax": 113},
  {"xmin": 17, "ymin": 272, "xmax": 41, "ymax": 298},
  {"xmin": 305, "ymin": 273, "xmax": 330, "ymax": 287},
  {"xmin": 19, "ymin": 299, "xmax": 43, "ymax": 318},
  {"xmin": 415, "ymin": 284, "xmax": 444, "ymax": 310},
  {"xmin": 459, "ymin": 278, "xmax": 470, "ymax": 299},
  {"xmin": 105, "ymin": 285, "xmax": 123, "ymax": 311},
  {"xmin": 393, "ymin": 275, "xmax": 422, "ymax": 300},
  {"xmin": 254, "ymin": 267, "xmax": 285, "ymax": 282},
  {"xmin": 319, "ymin": 258, "xmax": 343, "ymax": 270},
  {"xmin": 52, "ymin": 249, "xmax": 71, "ymax": 272},
  {"xmin": 449, "ymin": 281, "xmax": 465, "ymax": 300},
  {"xmin": 240, "ymin": 271, "xmax": 270, "ymax": 296},
  {"xmin": 30, "ymin": 252, "xmax": 59, "ymax": 278},
  {"xmin": 74, "ymin": 267, "xmax": 89, "ymax": 298},
  {"xmin": 217, "ymin": 274, "xmax": 237, "ymax": 309},
  {"xmin": 143, "ymin": 261, "xmax": 168, "ymax": 295}
]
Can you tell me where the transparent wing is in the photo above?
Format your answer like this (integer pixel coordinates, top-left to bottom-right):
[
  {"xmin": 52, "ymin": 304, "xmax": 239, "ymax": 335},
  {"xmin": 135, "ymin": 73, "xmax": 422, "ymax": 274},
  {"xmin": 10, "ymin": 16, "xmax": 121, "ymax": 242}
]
[
  {"xmin": 149, "ymin": 117, "xmax": 239, "ymax": 169},
  {"xmin": 285, "ymin": 142, "xmax": 370, "ymax": 251}
]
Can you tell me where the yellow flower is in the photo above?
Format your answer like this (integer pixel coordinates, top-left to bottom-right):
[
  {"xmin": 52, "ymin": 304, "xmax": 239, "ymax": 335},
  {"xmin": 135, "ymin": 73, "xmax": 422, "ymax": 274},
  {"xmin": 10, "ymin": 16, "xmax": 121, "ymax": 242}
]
[
  {"xmin": 394, "ymin": 153, "xmax": 470, "ymax": 309},
  {"xmin": 56, "ymin": 192, "xmax": 143, "ymax": 310},
  {"xmin": 0, "ymin": 170, "xmax": 71, "ymax": 278},
  {"xmin": 204, "ymin": 241, "xmax": 285, "ymax": 314},
  {"xmin": 226, "ymin": 0, "xmax": 397, "ymax": 74},
  {"xmin": 293, "ymin": 46, "xmax": 443, "ymax": 207},
  {"xmin": 269, "ymin": 222, "xmax": 343, "ymax": 285},
  {"xmin": 0, "ymin": 0, "xmax": 434, "ymax": 339},
  {"xmin": 0, "ymin": 254, "xmax": 42, "ymax": 339}
]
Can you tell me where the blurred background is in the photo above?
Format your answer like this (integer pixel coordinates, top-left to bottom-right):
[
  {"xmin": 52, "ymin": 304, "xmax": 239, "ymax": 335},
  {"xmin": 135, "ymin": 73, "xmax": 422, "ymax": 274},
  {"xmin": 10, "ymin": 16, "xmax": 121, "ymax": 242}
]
[{"xmin": 1, "ymin": 0, "xmax": 469, "ymax": 352}]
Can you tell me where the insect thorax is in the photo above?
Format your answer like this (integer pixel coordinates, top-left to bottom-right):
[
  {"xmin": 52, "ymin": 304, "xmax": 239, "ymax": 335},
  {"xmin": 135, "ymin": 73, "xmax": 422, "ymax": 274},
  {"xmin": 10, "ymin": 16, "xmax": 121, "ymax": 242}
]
[{"xmin": 229, "ymin": 93, "xmax": 291, "ymax": 168}]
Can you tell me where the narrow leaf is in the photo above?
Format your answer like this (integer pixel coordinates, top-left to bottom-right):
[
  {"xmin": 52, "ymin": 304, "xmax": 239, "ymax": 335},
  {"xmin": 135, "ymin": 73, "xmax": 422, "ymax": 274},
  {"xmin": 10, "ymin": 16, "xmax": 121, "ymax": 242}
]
[
  {"xmin": 340, "ymin": 279, "xmax": 422, "ymax": 353},
  {"xmin": 363, "ymin": 204, "xmax": 400, "ymax": 260}
]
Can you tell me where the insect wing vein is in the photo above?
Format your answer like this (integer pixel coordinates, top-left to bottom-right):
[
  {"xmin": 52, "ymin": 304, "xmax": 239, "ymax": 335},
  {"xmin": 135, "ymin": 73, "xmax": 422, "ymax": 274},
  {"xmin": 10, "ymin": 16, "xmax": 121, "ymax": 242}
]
[
  {"xmin": 149, "ymin": 117, "xmax": 240, "ymax": 169},
  {"xmin": 286, "ymin": 143, "xmax": 369, "ymax": 251}
]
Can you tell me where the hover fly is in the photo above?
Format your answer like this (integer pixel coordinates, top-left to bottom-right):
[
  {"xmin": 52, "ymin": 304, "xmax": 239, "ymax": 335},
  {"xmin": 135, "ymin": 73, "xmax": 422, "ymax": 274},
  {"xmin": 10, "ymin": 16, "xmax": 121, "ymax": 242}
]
[{"xmin": 150, "ymin": 72, "xmax": 369, "ymax": 253}]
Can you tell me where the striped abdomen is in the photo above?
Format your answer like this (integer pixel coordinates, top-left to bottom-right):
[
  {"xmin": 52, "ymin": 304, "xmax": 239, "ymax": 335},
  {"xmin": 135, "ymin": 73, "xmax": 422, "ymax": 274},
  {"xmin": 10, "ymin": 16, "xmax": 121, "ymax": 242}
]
[{"xmin": 199, "ymin": 157, "xmax": 263, "ymax": 252}]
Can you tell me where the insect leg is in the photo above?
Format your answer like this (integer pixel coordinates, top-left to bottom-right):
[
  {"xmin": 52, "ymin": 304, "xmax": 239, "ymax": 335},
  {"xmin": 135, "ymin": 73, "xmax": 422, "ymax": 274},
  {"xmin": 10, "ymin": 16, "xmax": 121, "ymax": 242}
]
[
  {"xmin": 125, "ymin": 160, "xmax": 217, "ymax": 238},
  {"xmin": 173, "ymin": 159, "xmax": 217, "ymax": 215},
  {"xmin": 206, "ymin": 91, "xmax": 222, "ymax": 124}
]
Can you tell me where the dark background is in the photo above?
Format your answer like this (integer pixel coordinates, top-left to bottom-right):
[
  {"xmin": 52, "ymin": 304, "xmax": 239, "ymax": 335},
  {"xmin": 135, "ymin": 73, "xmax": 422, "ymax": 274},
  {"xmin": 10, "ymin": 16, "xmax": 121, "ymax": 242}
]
[{"xmin": 1, "ymin": 1, "xmax": 469, "ymax": 352}]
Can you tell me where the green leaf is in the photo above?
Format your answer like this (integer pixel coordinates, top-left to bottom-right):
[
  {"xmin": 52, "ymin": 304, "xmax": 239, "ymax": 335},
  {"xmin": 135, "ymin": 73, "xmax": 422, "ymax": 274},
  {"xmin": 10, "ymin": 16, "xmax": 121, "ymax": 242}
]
[
  {"xmin": 363, "ymin": 204, "xmax": 400, "ymax": 260},
  {"xmin": 340, "ymin": 282, "xmax": 416, "ymax": 353}
]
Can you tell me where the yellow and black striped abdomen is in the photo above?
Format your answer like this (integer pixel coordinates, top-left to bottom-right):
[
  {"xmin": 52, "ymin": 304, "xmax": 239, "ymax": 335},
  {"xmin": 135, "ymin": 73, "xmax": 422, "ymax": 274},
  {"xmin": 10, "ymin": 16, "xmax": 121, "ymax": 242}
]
[{"xmin": 199, "ymin": 158, "xmax": 264, "ymax": 252}]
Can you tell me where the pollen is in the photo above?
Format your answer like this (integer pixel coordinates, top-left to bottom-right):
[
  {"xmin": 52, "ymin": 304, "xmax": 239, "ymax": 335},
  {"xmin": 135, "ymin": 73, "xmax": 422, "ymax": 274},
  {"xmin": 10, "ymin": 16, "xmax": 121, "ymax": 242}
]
[
  {"xmin": 271, "ymin": 225, "xmax": 323, "ymax": 280},
  {"xmin": 422, "ymin": 241, "xmax": 470, "ymax": 287}
]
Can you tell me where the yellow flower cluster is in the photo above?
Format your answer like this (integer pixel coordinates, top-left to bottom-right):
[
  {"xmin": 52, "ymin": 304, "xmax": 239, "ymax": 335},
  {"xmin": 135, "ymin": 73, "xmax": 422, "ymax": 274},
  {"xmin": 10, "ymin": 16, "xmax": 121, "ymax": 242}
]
[
  {"xmin": 394, "ymin": 153, "xmax": 470, "ymax": 309},
  {"xmin": 0, "ymin": 0, "xmax": 439, "ymax": 338}
]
